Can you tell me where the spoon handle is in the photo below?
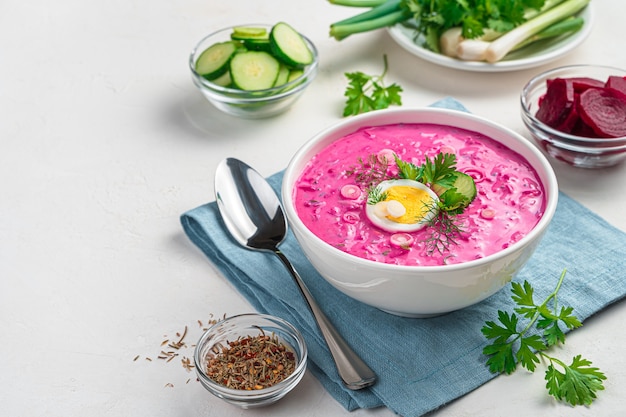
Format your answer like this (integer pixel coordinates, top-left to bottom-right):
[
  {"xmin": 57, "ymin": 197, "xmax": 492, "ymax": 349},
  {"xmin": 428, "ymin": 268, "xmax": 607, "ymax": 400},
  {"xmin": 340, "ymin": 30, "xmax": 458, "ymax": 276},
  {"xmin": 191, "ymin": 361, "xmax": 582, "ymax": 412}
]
[{"xmin": 274, "ymin": 250, "xmax": 377, "ymax": 390}]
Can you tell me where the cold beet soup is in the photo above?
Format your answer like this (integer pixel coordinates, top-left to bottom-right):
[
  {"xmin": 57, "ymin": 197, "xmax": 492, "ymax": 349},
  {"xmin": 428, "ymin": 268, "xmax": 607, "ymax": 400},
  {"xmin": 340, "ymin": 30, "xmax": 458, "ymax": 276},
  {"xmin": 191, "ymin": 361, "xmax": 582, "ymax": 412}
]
[{"xmin": 293, "ymin": 123, "xmax": 546, "ymax": 266}]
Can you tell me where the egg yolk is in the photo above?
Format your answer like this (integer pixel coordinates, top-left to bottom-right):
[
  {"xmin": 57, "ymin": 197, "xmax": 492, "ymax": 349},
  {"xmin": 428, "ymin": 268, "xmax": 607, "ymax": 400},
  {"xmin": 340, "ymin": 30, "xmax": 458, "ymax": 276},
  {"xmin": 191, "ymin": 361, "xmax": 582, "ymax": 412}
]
[{"xmin": 383, "ymin": 185, "xmax": 435, "ymax": 224}]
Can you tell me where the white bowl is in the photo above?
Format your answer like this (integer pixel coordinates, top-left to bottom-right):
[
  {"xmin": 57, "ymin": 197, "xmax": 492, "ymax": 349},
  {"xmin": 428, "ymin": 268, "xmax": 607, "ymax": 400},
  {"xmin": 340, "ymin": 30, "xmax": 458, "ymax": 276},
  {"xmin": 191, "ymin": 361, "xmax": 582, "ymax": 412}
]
[{"xmin": 282, "ymin": 108, "xmax": 558, "ymax": 317}]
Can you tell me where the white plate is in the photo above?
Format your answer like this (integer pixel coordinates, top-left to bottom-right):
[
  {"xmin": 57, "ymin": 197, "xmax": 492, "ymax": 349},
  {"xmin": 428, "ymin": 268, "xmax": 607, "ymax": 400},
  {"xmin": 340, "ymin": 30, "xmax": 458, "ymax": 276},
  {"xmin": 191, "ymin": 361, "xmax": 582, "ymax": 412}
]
[{"xmin": 387, "ymin": 5, "xmax": 594, "ymax": 72}]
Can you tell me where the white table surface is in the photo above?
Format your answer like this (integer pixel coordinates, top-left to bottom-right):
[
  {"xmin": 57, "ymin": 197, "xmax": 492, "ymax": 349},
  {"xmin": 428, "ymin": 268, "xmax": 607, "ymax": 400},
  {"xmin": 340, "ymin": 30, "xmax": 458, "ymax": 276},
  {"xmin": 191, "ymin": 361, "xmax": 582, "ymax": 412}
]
[{"xmin": 2, "ymin": 1, "xmax": 625, "ymax": 416}]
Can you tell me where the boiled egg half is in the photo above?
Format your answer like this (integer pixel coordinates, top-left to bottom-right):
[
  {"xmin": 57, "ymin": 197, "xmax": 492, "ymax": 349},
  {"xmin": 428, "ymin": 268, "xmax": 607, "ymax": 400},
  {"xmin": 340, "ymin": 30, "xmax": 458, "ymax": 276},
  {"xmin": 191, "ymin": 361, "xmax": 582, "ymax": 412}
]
[{"xmin": 365, "ymin": 179, "xmax": 439, "ymax": 232}]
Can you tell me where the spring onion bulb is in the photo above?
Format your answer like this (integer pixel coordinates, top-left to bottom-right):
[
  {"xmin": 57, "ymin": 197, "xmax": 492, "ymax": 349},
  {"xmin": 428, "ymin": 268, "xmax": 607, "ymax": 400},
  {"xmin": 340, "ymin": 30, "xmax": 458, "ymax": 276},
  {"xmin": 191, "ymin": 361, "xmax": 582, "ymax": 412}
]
[
  {"xmin": 456, "ymin": 39, "xmax": 492, "ymax": 61},
  {"xmin": 440, "ymin": 27, "xmax": 463, "ymax": 57}
]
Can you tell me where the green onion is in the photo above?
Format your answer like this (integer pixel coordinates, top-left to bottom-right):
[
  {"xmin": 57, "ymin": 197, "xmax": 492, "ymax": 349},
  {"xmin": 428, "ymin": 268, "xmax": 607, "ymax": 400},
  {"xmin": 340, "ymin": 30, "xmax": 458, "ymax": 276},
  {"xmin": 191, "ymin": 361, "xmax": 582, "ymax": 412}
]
[
  {"xmin": 485, "ymin": 0, "xmax": 590, "ymax": 62},
  {"xmin": 330, "ymin": 0, "xmax": 407, "ymax": 40},
  {"xmin": 328, "ymin": 0, "xmax": 590, "ymax": 62},
  {"xmin": 511, "ymin": 16, "xmax": 584, "ymax": 51}
]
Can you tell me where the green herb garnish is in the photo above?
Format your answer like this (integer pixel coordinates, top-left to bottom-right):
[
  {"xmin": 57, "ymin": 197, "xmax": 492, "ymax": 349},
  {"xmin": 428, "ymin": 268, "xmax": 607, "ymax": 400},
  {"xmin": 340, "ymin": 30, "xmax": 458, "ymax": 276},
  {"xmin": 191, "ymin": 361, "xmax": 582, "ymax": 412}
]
[
  {"xmin": 482, "ymin": 269, "xmax": 606, "ymax": 406},
  {"xmin": 367, "ymin": 185, "xmax": 388, "ymax": 205},
  {"xmin": 419, "ymin": 153, "xmax": 457, "ymax": 188},
  {"xmin": 345, "ymin": 154, "xmax": 392, "ymax": 190},
  {"xmin": 347, "ymin": 151, "xmax": 477, "ymax": 254},
  {"xmin": 394, "ymin": 156, "xmax": 422, "ymax": 180},
  {"xmin": 423, "ymin": 205, "xmax": 465, "ymax": 255},
  {"xmin": 342, "ymin": 55, "xmax": 403, "ymax": 117},
  {"xmin": 393, "ymin": 152, "xmax": 476, "ymax": 213}
]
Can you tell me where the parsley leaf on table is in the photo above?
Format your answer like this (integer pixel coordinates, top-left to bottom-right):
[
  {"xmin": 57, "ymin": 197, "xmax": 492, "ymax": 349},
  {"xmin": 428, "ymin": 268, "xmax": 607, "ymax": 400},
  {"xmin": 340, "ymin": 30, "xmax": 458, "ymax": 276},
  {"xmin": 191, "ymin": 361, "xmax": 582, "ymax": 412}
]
[
  {"xmin": 481, "ymin": 269, "xmax": 606, "ymax": 406},
  {"xmin": 343, "ymin": 55, "xmax": 403, "ymax": 117}
]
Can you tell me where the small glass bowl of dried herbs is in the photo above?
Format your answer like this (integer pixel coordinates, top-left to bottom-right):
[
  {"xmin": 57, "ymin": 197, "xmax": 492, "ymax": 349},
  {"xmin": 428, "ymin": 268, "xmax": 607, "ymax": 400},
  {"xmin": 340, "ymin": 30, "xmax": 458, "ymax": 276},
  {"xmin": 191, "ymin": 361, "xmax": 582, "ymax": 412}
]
[{"xmin": 194, "ymin": 313, "xmax": 307, "ymax": 408}]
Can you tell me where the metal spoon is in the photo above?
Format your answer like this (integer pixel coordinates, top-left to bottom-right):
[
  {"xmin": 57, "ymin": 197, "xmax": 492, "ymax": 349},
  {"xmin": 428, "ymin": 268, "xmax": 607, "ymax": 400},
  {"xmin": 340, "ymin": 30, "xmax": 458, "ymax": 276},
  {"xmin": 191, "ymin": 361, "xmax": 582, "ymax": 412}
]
[{"xmin": 214, "ymin": 157, "xmax": 376, "ymax": 390}]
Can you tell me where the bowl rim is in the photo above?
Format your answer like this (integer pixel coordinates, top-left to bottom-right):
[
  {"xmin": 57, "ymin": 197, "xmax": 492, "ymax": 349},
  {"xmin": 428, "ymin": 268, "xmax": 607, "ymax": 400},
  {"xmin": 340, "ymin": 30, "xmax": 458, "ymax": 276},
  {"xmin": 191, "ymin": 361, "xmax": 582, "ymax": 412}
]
[
  {"xmin": 282, "ymin": 107, "xmax": 559, "ymax": 272},
  {"xmin": 193, "ymin": 313, "xmax": 308, "ymax": 398},
  {"xmin": 189, "ymin": 24, "xmax": 319, "ymax": 102},
  {"xmin": 520, "ymin": 64, "xmax": 626, "ymax": 145}
]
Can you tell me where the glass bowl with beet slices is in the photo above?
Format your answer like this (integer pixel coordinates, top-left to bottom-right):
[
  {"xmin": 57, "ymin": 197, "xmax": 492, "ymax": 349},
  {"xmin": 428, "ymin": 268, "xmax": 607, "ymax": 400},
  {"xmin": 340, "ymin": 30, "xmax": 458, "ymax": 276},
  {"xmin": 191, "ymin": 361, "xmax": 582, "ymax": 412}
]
[{"xmin": 521, "ymin": 64, "xmax": 626, "ymax": 168}]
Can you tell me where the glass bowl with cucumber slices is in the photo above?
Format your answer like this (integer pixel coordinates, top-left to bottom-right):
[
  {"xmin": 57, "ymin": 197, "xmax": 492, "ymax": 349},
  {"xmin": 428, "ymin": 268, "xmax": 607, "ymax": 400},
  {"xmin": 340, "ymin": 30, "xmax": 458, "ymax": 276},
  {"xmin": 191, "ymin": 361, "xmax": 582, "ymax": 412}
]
[{"xmin": 189, "ymin": 23, "xmax": 318, "ymax": 119}]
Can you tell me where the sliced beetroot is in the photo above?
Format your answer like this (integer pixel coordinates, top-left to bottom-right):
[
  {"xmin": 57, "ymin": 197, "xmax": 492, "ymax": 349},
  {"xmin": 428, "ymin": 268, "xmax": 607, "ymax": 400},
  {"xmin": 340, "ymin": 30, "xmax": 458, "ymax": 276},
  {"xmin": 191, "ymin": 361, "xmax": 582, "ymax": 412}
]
[
  {"xmin": 606, "ymin": 75, "xmax": 626, "ymax": 97},
  {"xmin": 556, "ymin": 101, "xmax": 581, "ymax": 133},
  {"xmin": 567, "ymin": 77, "xmax": 605, "ymax": 93},
  {"xmin": 571, "ymin": 116, "xmax": 599, "ymax": 138},
  {"xmin": 536, "ymin": 74, "xmax": 626, "ymax": 138},
  {"xmin": 544, "ymin": 77, "xmax": 603, "ymax": 98},
  {"xmin": 546, "ymin": 78, "xmax": 570, "ymax": 98},
  {"xmin": 578, "ymin": 87, "xmax": 626, "ymax": 138},
  {"xmin": 535, "ymin": 78, "xmax": 573, "ymax": 128}
]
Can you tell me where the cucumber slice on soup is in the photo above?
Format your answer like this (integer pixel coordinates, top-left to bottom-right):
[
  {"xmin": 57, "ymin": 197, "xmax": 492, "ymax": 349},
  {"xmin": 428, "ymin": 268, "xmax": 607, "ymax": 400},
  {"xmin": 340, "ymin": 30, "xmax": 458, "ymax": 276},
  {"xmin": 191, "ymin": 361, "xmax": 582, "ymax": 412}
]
[
  {"xmin": 432, "ymin": 172, "xmax": 477, "ymax": 212},
  {"xmin": 452, "ymin": 172, "xmax": 477, "ymax": 202}
]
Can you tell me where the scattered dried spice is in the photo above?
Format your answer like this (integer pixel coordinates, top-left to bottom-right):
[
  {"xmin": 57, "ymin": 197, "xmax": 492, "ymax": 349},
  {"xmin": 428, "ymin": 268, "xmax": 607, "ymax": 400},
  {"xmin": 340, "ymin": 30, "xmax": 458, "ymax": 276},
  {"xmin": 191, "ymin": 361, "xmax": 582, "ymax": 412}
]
[
  {"xmin": 158, "ymin": 350, "xmax": 179, "ymax": 363},
  {"xmin": 135, "ymin": 314, "xmax": 227, "ymax": 388},
  {"xmin": 181, "ymin": 356, "xmax": 195, "ymax": 372},
  {"xmin": 205, "ymin": 331, "xmax": 296, "ymax": 390},
  {"xmin": 168, "ymin": 326, "xmax": 188, "ymax": 350}
]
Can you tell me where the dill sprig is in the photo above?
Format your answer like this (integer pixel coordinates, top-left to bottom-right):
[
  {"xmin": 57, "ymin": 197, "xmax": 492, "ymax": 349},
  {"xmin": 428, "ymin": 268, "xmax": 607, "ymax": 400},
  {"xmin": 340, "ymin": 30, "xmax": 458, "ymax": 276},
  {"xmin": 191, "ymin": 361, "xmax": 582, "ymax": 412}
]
[
  {"xmin": 367, "ymin": 185, "xmax": 388, "ymax": 205},
  {"xmin": 345, "ymin": 154, "xmax": 391, "ymax": 190},
  {"xmin": 423, "ymin": 205, "xmax": 466, "ymax": 256}
]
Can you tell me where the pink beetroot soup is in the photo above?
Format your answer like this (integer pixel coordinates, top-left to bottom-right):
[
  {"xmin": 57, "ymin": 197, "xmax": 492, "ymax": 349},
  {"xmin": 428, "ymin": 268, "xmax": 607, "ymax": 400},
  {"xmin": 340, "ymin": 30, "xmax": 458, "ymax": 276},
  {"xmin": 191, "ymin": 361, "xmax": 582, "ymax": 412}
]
[{"xmin": 293, "ymin": 123, "xmax": 546, "ymax": 266}]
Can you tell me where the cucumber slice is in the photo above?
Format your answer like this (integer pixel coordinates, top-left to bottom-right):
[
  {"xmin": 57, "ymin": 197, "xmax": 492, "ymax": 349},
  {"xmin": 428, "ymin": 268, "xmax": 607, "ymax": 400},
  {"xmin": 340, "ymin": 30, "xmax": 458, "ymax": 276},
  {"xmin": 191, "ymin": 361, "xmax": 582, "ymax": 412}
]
[
  {"xmin": 210, "ymin": 70, "xmax": 232, "ymax": 87},
  {"xmin": 451, "ymin": 172, "xmax": 477, "ymax": 202},
  {"xmin": 279, "ymin": 69, "xmax": 305, "ymax": 92},
  {"xmin": 287, "ymin": 69, "xmax": 304, "ymax": 83},
  {"xmin": 273, "ymin": 64, "xmax": 290, "ymax": 87},
  {"xmin": 195, "ymin": 41, "xmax": 240, "ymax": 80},
  {"xmin": 229, "ymin": 51, "xmax": 280, "ymax": 91},
  {"xmin": 269, "ymin": 22, "xmax": 313, "ymax": 68},
  {"xmin": 230, "ymin": 26, "xmax": 268, "ymax": 40},
  {"xmin": 243, "ymin": 38, "xmax": 271, "ymax": 52},
  {"xmin": 435, "ymin": 172, "xmax": 477, "ymax": 213}
]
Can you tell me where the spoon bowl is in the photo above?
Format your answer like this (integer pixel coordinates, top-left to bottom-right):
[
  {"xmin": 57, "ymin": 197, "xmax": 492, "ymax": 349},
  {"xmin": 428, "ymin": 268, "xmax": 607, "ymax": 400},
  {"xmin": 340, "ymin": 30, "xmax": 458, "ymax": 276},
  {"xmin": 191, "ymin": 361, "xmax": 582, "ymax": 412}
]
[{"xmin": 214, "ymin": 158, "xmax": 377, "ymax": 390}]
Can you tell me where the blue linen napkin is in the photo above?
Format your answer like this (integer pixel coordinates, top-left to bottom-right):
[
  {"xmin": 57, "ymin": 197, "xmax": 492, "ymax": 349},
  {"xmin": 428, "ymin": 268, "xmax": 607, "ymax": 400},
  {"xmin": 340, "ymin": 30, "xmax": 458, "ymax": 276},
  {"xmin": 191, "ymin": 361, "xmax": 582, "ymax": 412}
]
[{"xmin": 180, "ymin": 98, "xmax": 626, "ymax": 417}]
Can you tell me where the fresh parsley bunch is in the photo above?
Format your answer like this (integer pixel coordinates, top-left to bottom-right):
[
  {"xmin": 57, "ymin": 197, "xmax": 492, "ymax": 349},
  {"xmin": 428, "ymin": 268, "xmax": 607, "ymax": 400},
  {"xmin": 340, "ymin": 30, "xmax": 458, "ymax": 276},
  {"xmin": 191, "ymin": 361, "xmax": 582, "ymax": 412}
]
[
  {"xmin": 482, "ymin": 269, "xmax": 606, "ymax": 406},
  {"xmin": 343, "ymin": 55, "xmax": 403, "ymax": 117},
  {"xmin": 403, "ymin": 0, "xmax": 548, "ymax": 52}
]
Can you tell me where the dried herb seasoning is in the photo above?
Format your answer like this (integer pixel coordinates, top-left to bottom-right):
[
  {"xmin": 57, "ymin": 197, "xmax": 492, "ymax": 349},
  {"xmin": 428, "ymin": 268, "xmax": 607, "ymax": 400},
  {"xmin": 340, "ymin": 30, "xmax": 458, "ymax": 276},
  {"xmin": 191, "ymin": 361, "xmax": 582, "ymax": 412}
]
[{"xmin": 205, "ymin": 330, "xmax": 297, "ymax": 390}]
